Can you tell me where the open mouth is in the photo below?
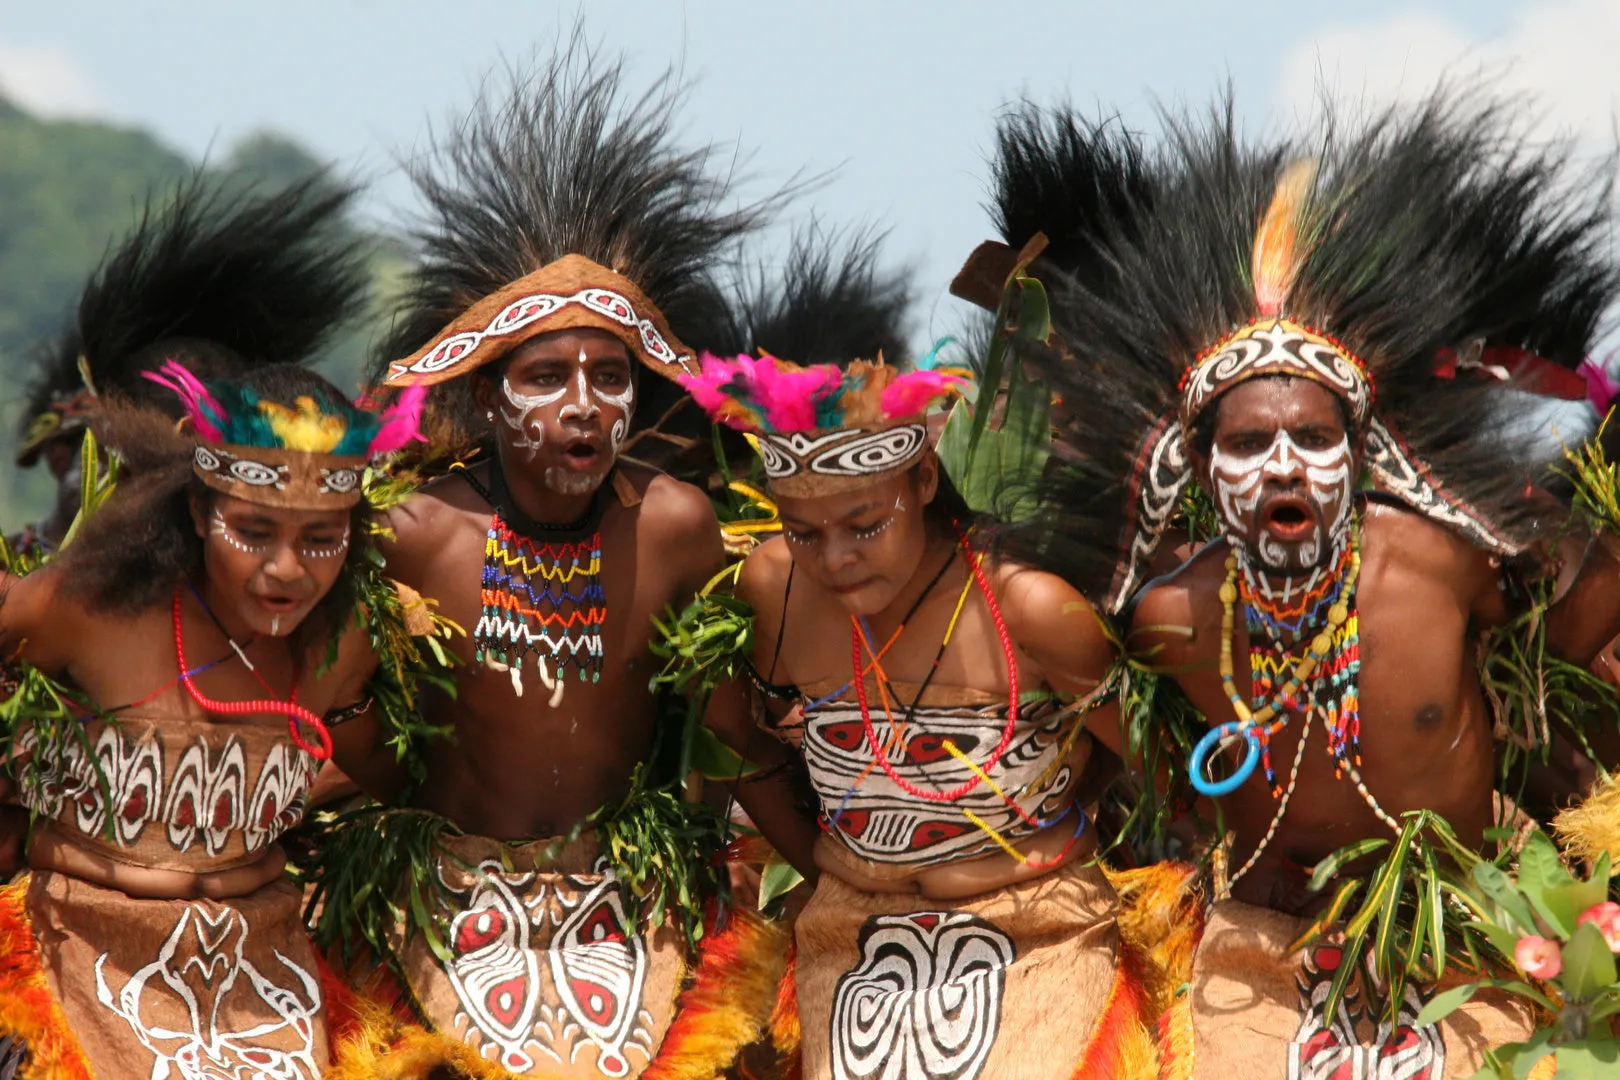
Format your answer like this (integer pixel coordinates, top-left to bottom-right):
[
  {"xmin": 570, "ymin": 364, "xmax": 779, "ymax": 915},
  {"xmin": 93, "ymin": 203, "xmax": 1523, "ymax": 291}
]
[
  {"xmin": 562, "ymin": 439, "xmax": 603, "ymax": 470},
  {"xmin": 254, "ymin": 594, "xmax": 303, "ymax": 614},
  {"xmin": 1260, "ymin": 499, "xmax": 1315, "ymax": 542}
]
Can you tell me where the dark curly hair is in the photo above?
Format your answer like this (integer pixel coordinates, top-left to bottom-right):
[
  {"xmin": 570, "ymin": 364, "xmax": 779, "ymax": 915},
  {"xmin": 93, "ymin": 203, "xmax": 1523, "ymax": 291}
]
[{"xmin": 55, "ymin": 365, "xmax": 371, "ymax": 656}]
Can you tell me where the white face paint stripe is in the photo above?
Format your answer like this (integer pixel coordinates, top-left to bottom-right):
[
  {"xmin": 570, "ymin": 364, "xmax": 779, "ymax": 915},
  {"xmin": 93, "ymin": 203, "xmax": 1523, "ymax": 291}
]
[
  {"xmin": 499, "ymin": 377, "xmax": 566, "ymax": 460},
  {"xmin": 1210, "ymin": 431, "xmax": 1353, "ymax": 574}
]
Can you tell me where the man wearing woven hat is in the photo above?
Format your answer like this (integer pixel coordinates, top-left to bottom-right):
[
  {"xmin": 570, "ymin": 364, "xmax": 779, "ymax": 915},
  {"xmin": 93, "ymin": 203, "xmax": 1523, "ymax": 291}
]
[{"xmin": 312, "ymin": 50, "xmax": 815, "ymax": 1080}]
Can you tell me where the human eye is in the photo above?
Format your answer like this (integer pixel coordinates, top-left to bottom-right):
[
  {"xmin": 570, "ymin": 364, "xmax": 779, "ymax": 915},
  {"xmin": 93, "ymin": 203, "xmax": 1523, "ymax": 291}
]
[
  {"xmin": 783, "ymin": 526, "xmax": 818, "ymax": 546},
  {"xmin": 851, "ymin": 516, "xmax": 895, "ymax": 540}
]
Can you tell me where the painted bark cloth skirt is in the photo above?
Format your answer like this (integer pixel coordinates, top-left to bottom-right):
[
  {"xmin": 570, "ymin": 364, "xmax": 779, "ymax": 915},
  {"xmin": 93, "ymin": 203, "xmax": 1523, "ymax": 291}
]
[
  {"xmin": 322, "ymin": 831, "xmax": 787, "ymax": 1080},
  {"xmin": 1157, "ymin": 899, "xmax": 1538, "ymax": 1080},
  {"xmin": 0, "ymin": 871, "xmax": 328, "ymax": 1080},
  {"xmin": 788, "ymin": 858, "xmax": 1159, "ymax": 1080}
]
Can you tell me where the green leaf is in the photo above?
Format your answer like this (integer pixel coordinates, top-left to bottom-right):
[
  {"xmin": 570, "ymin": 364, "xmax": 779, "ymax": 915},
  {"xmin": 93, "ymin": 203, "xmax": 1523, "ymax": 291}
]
[
  {"xmin": 688, "ymin": 725, "xmax": 760, "ymax": 780},
  {"xmin": 1474, "ymin": 862, "xmax": 1541, "ymax": 935},
  {"xmin": 758, "ymin": 859, "xmax": 805, "ymax": 910},
  {"xmin": 1561, "ymin": 921, "xmax": 1618, "ymax": 1001},
  {"xmin": 1520, "ymin": 831, "xmax": 1579, "ymax": 936},
  {"xmin": 1552, "ymin": 1040, "xmax": 1620, "ymax": 1080},
  {"xmin": 1415, "ymin": 982, "xmax": 1481, "ymax": 1026},
  {"xmin": 1309, "ymin": 837, "xmax": 1391, "ymax": 891},
  {"xmin": 1509, "ymin": 1029, "xmax": 1554, "ymax": 1080},
  {"xmin": 1545, "ymin": 878, "xmax": 1608, "ymax": 942}
]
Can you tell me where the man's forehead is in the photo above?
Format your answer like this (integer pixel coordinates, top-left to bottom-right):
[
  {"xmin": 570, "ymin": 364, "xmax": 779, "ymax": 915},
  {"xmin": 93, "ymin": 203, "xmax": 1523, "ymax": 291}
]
[
  {"xmin": 508, "ymin": 328, "xmax": 631, "ymax": 365},
  {"xmin": 1214, "ymin": 377, "xmax": 1346, "ymax": 426}
]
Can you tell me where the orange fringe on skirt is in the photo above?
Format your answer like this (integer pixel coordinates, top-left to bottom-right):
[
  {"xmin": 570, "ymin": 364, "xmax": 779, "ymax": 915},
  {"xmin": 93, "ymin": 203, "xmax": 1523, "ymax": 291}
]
[
  {"xmin": 0, "ymin": 878, "xmax": 95, "ymax": 1080},
  {"xmin": 325, "ymin": 906, "xmax": 787, "ymax": 1080}
]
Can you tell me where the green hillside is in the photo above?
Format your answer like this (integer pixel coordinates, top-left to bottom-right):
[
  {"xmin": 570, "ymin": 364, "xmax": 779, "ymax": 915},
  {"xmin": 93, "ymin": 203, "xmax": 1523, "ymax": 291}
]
[{"xmin": 0, "ymin": 99, "xmax": 397, "ymax": 530}]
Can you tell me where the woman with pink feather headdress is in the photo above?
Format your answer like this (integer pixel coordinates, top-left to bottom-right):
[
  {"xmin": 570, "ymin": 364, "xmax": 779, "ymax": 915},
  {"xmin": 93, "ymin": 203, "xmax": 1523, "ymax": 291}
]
[
  {"xmin": 0, "ymin": 176, "xmax": 431, "ymax": 1079},
  {"xmin": 682, "ymin": 233, "xmax": 1159, "ymax": 1080}
]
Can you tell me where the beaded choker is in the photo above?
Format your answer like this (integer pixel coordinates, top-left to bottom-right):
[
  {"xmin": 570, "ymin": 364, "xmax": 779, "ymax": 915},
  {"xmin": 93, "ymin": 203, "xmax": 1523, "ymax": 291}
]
[{"xmin": 460, "ymin": 458, "xmax": 608, "ymax": 707}]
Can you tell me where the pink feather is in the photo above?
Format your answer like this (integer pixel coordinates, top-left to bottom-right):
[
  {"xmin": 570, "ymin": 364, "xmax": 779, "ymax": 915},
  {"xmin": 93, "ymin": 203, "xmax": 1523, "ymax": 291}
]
[
  {"xmin": 141, "ymin": 359, "xmax": 225, "ymax": 442},
  {"xmin": 739, "ymin": 356, "xmax": 841, "ymax": 432},
  {"xmin": 366, "ymin": 383, "xmax": 429, "ymax": 456},
  {"xmin": 680, "ymin": 354, "xmax": 750, "ymax": 418},
  {"xmin": 880, "ymin": 370, "xmax": 965, "ymax": 419}
]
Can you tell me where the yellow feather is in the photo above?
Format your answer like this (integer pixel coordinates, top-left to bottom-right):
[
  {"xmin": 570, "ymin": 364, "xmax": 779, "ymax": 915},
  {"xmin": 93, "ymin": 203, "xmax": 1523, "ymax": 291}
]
[
  {"xmin": 1251, "ymin": 158, "xmax": 1319, "ymax": 317},
  {"xmin": 258, "ymin": 395, "xmax": 346, "ymax": 452}
]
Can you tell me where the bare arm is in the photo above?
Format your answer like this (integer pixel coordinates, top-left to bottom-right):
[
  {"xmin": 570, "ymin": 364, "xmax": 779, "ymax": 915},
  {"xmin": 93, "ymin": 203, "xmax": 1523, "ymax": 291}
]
[
  {"xmin": 664, "ymin": 501, "xmax": 820, "ymax": 881},
  {"xmin": 1000, "ymin": 564, "xmax": 1125, "ymax": 759}
]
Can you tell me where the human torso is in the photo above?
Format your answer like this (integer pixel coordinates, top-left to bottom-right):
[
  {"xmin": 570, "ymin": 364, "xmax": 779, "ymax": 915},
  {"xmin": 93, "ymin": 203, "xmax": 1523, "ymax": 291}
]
[
  {"xmin": 756, "ymin": 538, "xmax": 1100, "ymax": 899},
  {"xmin": 13, "ymin": 589, "xmax": 365, "ymax": 899},
  {"xmin": 386, "ymin": 464, "xmax": 681, "ymax": 838},
  {"xmin": 1134, "ymin": 500, "xmax": 1498, "ymax": 913}
]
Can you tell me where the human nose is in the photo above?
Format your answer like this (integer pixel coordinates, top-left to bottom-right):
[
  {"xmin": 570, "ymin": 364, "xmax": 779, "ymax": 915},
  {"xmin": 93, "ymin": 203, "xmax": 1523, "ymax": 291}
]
[
  {"xmin": 558, "ymin": 369, "xmax": 599, "ymax": 422},
  {"xmin": 819, "ymin": 532, "xmax": 861, "ymax": 576},
  {"xmin": 261, "ymin": 542, "xmax": 309, "ymax": 582}
]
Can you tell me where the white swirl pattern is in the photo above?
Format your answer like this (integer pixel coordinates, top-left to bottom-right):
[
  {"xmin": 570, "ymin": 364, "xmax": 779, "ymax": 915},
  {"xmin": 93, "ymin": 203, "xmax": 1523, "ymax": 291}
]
[
  {"xmin": 1181, "ymin": 322, "xmax": 1371, "ymax": 425},
  {"xmin": 389, "ymin": 287, "xmax": 689, "ymax": 380},
  {"xmin": 830, "ymin": 911, "xmax": 1015, "ymax": 1080}
]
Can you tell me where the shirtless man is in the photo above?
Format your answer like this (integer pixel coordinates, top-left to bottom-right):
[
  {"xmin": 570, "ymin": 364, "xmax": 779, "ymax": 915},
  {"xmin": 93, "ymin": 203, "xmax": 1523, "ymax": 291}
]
[
  {"xmin": 317, "ymin": 55, "xmax": 809, "ymax": 1080},
  {"xmin": 1004, "ymin": 94, "xmax": 1620, "ymax": 1079}
]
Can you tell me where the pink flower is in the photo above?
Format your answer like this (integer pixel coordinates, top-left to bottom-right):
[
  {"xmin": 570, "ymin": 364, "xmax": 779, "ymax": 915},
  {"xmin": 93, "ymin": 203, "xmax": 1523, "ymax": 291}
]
[
  {"xmin": 1515, "ymin": 935, "xmax": 1563, "ymax": 980},
  {"xmin": 1578, "ymin": 901, "xmax": 1620, "ymax": 952}
]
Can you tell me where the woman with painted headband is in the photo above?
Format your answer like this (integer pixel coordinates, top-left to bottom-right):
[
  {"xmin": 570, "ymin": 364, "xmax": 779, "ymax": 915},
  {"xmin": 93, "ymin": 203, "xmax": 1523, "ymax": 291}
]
[
  {"xmin": 984, "ymin": 95, "xmax": 1620, "ymax": 1077},
  {"xmin": 0, "ymin": 178, "xmax": 427, "ymax": 1078},
  {"xmin": 680, "ymin": 234, "xmax": 1163, "ymax": 1078},
  {"xmin": 307, "ymin": 46, "xmax": 798, "ymax": 1080}
]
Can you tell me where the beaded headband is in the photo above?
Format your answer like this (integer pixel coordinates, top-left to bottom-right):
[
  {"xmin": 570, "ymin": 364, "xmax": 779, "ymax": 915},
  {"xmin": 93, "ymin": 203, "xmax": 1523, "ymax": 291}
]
[
  {"xmin": 681, "ymin": 352, "xmax": 967, "ymax": 497},
  {"xmin": 383, "ymin": 253, "xmax": 694, "ymax": 387},
  {"xmin": 144, "ymin": 360, "xmax": 426, "ymax": 511}
]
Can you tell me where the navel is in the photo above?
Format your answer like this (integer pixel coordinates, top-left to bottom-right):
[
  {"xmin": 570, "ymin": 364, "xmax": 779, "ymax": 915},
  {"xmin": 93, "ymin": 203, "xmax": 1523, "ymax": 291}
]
[{"xmin": 1414, "ymin": 704, "xmax": 1443, "ymax": 732}]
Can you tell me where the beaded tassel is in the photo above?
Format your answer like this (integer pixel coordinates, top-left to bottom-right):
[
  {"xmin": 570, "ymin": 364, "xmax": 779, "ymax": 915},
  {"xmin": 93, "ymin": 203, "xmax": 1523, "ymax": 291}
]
[{"xmin": 473, "ymin": 512, "xmax": 606, "ymax": 706}]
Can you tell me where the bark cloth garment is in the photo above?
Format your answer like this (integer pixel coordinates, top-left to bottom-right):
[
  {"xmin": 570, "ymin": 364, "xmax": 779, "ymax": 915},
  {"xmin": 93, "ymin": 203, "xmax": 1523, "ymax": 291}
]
[
  {"xmin": 0, "ymin": 716, "xmax": 327, "ymax": 1079},
  {"xmin": 778, "ymin": 682, "xmax": 1161, "ymax": 1080},
  {"xmin": 1156, "ymin": 899, "xmax": 1537, "ymax": 1080},
  {"xmin": 322, "ymin": 828, "xmax": 787, "ymax": 1080}
]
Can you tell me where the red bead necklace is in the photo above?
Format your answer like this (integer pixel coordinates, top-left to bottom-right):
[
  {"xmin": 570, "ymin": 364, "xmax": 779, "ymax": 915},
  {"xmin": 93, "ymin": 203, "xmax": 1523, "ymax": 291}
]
[
  {"xmin": 852, "ymin": 529, "xmax": 1019, "ymax": 803},
  {"xmin": 171, "ymin": 585, "xmax": 333, "ymax": 760}
]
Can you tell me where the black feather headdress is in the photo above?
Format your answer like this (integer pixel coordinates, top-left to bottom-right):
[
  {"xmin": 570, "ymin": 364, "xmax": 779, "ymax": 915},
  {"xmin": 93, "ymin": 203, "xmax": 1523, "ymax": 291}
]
[
  {"xmin": 15, "ymin": 172, "xmax": 365, "ymax": 463},
  {"xmin": 985, "ymin": 90, "xmax": 1617, "ymax": 609},
  {"xmin": 735, "ymin": 224, "xmax": 913, "ymax": 368},
  {"xmin": 375, "ymin": 40, "xmax": 779, "ymax": 447}
]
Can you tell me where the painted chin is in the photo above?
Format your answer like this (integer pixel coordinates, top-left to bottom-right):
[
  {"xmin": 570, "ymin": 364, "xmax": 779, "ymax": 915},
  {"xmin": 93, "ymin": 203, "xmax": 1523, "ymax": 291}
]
[
  {"xmin": 1250, "ymin": 498, "xmax": 1329, "ymax": 570},
  {"xmin": 543, "ymin": 440, "xmax": 612, "ymax": 495}
]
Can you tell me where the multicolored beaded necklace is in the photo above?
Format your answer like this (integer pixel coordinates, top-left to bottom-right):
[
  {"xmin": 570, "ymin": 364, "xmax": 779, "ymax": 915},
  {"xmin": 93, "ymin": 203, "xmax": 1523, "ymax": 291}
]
[
  {"xmin": 458, "ymin": 458, "xmax": 608, "ymax": 707},
  {"xmin": 1236, "ymin": 533, "xmax": 1363, "ymax": 786}
]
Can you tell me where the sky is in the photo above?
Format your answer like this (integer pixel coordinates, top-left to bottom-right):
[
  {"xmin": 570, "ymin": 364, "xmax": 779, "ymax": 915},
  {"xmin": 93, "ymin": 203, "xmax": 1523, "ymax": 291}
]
[{"xmin": 2, "ymin": 0, "xmax": 1618, "ymax": 342}]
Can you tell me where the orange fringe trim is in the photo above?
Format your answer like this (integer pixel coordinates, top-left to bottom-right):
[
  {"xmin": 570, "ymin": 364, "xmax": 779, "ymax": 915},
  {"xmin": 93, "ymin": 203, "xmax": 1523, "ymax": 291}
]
[
  {"xmin": 1105, "ymin": 861, "xmax": 1204, "ymax": 1024},
  {"xmin": 0, "ymin": 878, "xmax": 95, "ymax": 1080},
  {"xmin": 326, "ymin": 907, "xmax": 786, "ymax": 1080},
  {"xmin": 766, "ymin": 942, "xmax": 801, "ymax": 1080},
  {"xmin": 1070, "ymin": 941, "xmax": 1159, "ymax": 1080}
]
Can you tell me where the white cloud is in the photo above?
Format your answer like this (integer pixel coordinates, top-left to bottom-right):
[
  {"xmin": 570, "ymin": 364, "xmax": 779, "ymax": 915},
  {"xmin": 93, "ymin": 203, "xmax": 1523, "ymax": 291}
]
[
  {"xmin": 0, "ymin": 39, "xmax": 109, "ymax": 120},
  {"xmin": 1276, "ymin": 0, "xmax": 1620, "ymax": 146}
]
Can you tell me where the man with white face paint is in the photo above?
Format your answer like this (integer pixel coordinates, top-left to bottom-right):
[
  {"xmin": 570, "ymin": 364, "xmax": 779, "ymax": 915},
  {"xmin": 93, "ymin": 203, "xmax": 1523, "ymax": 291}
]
[
  {"xmin": 984, "ymin": 95, "xmax": 1620, "ymax": 1078},
  {"xmin": 312, "ymin": 52, "xmax": 810, "ymax": 1079}
]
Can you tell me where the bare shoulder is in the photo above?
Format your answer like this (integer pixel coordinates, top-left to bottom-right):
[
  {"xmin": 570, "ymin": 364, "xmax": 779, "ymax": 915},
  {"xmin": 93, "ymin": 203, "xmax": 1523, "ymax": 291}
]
[
  {"xmin": 1129, "ymin": 540, "xmax": 1227, "ymax": 664},
  {"xmin": 383, "ymin": 468, "xmax": 486, "ymax": 561},
  {"xmin": 1362, "ymin": 495, "xmax": 1494, "ymax": 585},
  {"xmin": 992, "ymin": 560, "xmax": 1097, "ymax": 634},
  {"xmin": 736, "ymin": 536, "xmax": 792, "ymax": 613},
  {"xmin": 633, "ymin": 468, "xmax": 719, "ymax": 543}
]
